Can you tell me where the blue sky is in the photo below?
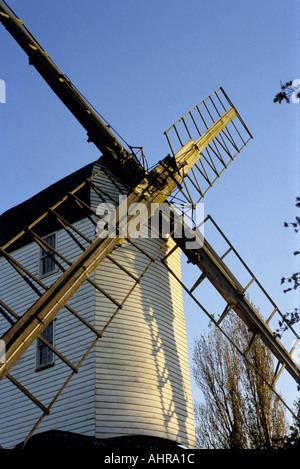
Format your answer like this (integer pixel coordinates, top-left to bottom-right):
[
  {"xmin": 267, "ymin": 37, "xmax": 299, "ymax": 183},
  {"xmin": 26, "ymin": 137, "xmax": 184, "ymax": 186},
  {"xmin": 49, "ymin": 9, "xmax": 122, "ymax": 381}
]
[{"xmin": 1, "ymin": 0, "xmax": 299, "ymax": 411}]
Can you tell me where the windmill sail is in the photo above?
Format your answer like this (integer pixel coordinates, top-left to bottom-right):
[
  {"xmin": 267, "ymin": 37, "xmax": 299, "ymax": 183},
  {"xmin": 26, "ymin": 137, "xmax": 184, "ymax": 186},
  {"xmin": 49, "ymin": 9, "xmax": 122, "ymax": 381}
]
[{"xmin": 164, "ymin": 88, "xmax": 252, "ymax": 208}]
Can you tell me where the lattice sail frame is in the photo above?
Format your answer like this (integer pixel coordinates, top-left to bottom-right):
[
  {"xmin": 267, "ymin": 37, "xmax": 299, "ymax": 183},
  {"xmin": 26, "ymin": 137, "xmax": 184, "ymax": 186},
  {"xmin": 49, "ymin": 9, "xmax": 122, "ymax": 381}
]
[{"xmin": 164, "ymin": 87, "xmax": 252, "ymax": 208}]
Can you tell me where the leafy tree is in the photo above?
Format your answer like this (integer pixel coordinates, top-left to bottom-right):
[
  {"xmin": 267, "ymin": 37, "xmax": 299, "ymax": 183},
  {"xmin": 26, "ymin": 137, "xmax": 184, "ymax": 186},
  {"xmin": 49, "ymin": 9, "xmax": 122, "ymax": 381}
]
[
  {"xmin": 275, "ymin": 197, "xmax": 300, "ymax": 340},
  {"xmin": 192, "ymin": 314, "xmax": 289, "ymax": 449},
  {"xmin": 272, "ymin": 83, "xmax": 300, "ymax": 447},
  {"xmin": 273, "ymin": 82, "xmax": 300, "ymax": 335},
  {"xmin": 275, "ymin": 197, "xmax": 300, "ymax": 448},
  {"xmin": 280, "ymin": 400, "xmax": 300, "ymax": 448}
]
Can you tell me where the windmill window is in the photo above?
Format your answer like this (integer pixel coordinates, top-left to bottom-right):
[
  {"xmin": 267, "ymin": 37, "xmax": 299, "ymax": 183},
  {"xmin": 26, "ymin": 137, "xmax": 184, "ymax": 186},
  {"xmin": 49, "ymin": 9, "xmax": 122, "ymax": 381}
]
[
  {"xmin": 36, "ymin": 322, "xmax": 54, "ymax": 370},
  {"xmin": 39, "ymin": 233, "xmax": 56, "ymax": 277}
]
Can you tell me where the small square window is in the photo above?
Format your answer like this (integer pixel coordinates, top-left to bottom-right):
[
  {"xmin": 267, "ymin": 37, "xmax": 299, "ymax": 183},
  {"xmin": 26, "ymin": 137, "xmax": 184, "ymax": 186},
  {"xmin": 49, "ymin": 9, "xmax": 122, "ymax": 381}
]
[
  {"xmin": 40, "ymin": 233, "xmax": 56, "ymax": 276},
  {"xmin": 36, "ymin": 322, "xmax": 54, "ymax": 370}
]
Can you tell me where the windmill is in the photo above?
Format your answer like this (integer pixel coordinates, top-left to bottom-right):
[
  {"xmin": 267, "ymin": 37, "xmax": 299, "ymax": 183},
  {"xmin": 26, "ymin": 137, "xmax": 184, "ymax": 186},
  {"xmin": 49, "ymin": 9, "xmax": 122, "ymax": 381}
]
[{"xmin": 0, "ymin": 1, "xmax": 299, "ymax": 450}]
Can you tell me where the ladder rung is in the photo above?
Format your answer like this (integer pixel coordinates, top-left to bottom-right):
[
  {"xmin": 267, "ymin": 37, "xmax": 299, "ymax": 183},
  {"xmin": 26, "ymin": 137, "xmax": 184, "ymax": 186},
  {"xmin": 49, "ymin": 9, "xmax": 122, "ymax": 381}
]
[
  {"xmin": 244, "ymin": 332, "xmax": 259, "ymax": 355},
  {"xmin": 220, "ymin": 246, "xmax": 232, "ymax": 260},
  {"xmin": 189, "ymin": 273, "xmax": 206, "ymax": 293},
  {"xmin": 217, "ymin": 303, "xmax": 232, "ymax": 325},
  {"xmin": 244, "ymin": 276, "xmax": 256, "ymax": 292},
  {"xmin": 266, "ymin": 307, "xmax": 278, "ymax": 324},
  {"xmin": 37, "ymin": 335, "xmax": 77, "ymax": 372}
]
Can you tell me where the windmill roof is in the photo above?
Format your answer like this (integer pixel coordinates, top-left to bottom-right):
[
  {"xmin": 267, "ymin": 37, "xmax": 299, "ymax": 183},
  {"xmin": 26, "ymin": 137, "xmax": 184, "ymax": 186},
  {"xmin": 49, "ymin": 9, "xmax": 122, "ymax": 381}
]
[
  {"xmin": 0, "ymin": 156, "xmax": 113, "ymax": 252},
  {"xmin": 0, "ymin": 148, "xmax": 145, "ymax": 253}
]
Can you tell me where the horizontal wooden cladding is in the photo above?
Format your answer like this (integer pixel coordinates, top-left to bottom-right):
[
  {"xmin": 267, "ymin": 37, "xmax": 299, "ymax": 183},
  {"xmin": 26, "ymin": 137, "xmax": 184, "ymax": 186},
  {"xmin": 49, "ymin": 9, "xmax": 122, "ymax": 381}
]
[
  {"xmin": 0, "ymin": 165, "xmax": 130, "ymax": 447},
  {"xmin": 94, "ymin": 236, "xmax": 196, "ymax": 448},
  {"xmin": 95, "ymin": 408, "xmax": 195, "ymax": 432},
  {"xmin": 95, "ymin": 386, "xmax": 194, "ymax": 415},
  {"xmin": 95, "ymin": 380, "xmax": 193, "ymax": 413},
  {"xmin": 95, "ymin": 416, "xmax": 196, "ymax": 436},
  {"xmin": 94, "ymin": 294, "xmax": 188, "ymax": 334},
  {"xmin": 96, "ymin": 338, "xmax": 190, "ymax": 372},
  {"xmin": 95, "ymin": 352, "xmax": 191, "ymax": 382},
  {"xmin": 90, "ymin": 162, "xmax": 129, "ymax": 210},
  {"xmin": 0, "ymin": 367, "xmax": 96, "ymax": 448},
  {"xmin": 0, "ymin": 216, "xmax": 97, "ymax": 448},
  {"xmin": 96, "ymin": 310, "xmax": 189, "ymax": 347}
]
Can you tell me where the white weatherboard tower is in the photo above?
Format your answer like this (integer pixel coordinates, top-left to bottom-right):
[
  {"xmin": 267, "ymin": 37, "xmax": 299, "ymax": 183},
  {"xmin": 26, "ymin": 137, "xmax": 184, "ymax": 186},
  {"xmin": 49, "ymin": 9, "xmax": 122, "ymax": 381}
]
[
  {"xmin": 0, "ymin": 1, "xmax": 299, "ymax": 450},
  {"xmin": 0, "ymin": 160, "xmax": 196, "ymax": 448}
]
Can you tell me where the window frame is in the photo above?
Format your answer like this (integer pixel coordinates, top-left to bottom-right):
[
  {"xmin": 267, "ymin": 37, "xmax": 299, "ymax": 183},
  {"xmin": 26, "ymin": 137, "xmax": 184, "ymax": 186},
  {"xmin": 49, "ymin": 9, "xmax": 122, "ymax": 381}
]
[
  {"xmin": 35, "ymin": 321, "xmax": 55, "ymax": 371},
  {"xmin": 39, "ymin": 232, "xmax": 57, "ymax": 278}
]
